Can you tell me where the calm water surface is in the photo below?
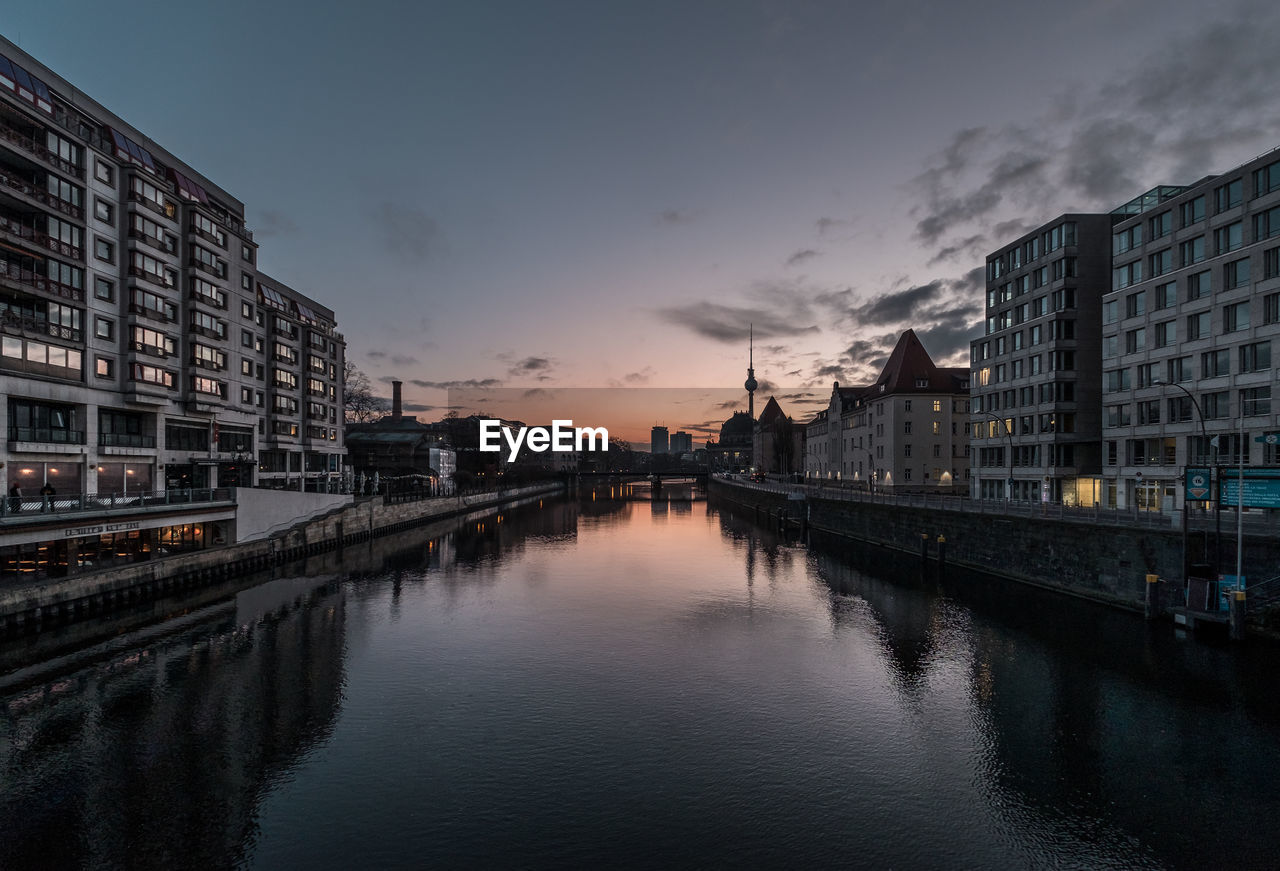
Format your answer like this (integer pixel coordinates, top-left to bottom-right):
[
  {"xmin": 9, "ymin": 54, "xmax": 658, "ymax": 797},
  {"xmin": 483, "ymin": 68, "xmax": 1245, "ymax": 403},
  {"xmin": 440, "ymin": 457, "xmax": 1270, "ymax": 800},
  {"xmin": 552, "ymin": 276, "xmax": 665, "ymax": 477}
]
[{"xmin": 3, "ymin": 488, "xmax": 1280, "ymax": 869}]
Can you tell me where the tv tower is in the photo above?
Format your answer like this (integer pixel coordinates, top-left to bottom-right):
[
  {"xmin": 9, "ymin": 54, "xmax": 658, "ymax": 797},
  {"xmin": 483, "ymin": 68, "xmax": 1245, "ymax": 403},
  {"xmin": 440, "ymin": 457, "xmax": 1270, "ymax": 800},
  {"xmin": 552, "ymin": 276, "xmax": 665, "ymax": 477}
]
[{"xmin": 744, "ymin": 324, "xmax": 758, "ymax": 420}]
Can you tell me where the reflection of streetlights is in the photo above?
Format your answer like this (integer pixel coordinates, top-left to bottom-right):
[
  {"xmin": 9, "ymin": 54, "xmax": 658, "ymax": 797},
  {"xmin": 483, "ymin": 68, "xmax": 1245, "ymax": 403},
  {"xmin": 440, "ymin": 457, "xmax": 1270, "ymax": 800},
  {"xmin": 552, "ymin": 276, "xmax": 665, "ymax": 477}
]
[
  {"xmin": 978, "ymin": 410, "xmax": 1013, "ymax": 502},
  {"xmin": 1152, "ymin": 379, "xmax": 1210, "ymax": 580}
]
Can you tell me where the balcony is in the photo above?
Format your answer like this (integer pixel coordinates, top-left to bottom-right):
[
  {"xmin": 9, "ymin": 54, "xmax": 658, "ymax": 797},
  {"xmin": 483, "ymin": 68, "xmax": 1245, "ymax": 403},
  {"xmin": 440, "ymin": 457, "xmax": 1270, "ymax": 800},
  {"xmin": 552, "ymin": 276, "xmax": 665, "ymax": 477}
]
[
  {"xmin": 8, "ymin": 426, "xmax": 86, "ymax": 445},
  {"xmin": 128, "ymin": 190, "xmax": 175, "ymax": 221},
  {"xmin": 0, "ymin": 120, "xmax": 84, "ymax": 179},
  {"xmin": 99, "ymin": 432, "xmax": 156, "ymax": 448},
  {"xmin": 0, "ymin": 261, "xmax": 83, "ymax": 303},
  {"xmin": 0, "ymin": 213, "xmax": 81, "ymax": 259},
  {"xmin": 0, "ymin": 165, "xmax": 82, "ymax": 219},
  {"xmin": 127, "ymin": 226, "xmax": 176, "ymax": 255},
  {"xmin": 0, "ymin": 309, "xmax": 81, "ymax": 343}
]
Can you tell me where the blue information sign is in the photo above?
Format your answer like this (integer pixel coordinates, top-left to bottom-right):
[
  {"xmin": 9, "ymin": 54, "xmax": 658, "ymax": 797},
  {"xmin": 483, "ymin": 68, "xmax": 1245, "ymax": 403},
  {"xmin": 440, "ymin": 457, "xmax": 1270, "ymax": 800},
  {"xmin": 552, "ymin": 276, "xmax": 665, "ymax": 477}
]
[
  {"xmin": 1184, "ymin": 467, "xmax": 1212, "ymax": 501},
  {"xmin": 1218, "ymin": 468, "xmax": 1280, "ymax": 509}
]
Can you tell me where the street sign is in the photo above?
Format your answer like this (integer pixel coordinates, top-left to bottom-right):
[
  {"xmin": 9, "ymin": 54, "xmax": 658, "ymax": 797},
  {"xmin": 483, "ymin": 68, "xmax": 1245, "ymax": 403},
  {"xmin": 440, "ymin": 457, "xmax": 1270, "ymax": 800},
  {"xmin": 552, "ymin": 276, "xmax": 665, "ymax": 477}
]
[
  {"xmin": 1255, "ymin": 432, "xmax": 1280, "ymax": 445},
  {"xmin": 1185, "ymin": 467, "xmax": 1211, "ymax": 501},
  {"xmin": 1218, "ymin": 468, "xmax": 1280, "ymax": 509}
]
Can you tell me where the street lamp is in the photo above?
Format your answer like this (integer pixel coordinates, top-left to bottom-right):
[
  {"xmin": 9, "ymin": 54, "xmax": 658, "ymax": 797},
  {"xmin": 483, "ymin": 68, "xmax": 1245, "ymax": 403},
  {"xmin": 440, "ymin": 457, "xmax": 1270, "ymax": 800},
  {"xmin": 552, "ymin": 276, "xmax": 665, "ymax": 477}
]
[
  {"xmin": 1152, "ymin": 379, "xmax": 1210, "ymax": 581},
  {"xmin": 978, "ymin": 409, "xmax": 1014, "ymax": 502}
]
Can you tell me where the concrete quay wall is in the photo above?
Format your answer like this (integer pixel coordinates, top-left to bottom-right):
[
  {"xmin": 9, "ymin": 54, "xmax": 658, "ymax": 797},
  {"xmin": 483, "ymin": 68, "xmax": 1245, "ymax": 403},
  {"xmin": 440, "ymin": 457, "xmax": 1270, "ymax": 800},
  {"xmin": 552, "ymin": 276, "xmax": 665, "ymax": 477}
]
[
  {"xmin": 709, "ymin": 478, "xmax": 1191, "ymax": 611},
  {"xmin": 0, "ymin": 482, "xmax": 564, "ymax": 633}
]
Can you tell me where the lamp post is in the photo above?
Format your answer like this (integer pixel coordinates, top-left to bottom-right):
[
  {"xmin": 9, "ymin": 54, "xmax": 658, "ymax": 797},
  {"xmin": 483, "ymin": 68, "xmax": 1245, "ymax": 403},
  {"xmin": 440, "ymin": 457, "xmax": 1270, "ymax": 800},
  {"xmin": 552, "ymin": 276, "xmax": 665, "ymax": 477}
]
[
  {"xmin": 1152, "ymin": 379, "xmax": 1210, "ymax": 581},
  {"xmin": 979, "ymin": 410, "xmax": 1014, "ymax": 502}
]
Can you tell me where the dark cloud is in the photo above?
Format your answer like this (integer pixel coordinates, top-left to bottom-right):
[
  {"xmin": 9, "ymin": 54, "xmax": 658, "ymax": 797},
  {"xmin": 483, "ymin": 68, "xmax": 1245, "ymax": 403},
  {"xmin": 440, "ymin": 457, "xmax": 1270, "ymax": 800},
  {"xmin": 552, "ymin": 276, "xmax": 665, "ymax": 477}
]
[
  {"xmin": 849, "ymin": 282, "xmax": 945, "ymax": 325},
  {"xmin": 909, "ymin": 1, "xmax": 1280, "ymax": 264},
  {"xmin": 371, "ymin": 202, "xmax": 440, "ymax": 262},
  {"xmin": 406, "ymin": 378, "xmax": 502, "ymax": 389},
  {"xmin": 927, "ymin": 234, "xmax": 986, "ymax": 266},
  {"xmin": 654, "ymin": 300, "xmax": 821, "ymax": 343},
  {"xmin": 785, "ymin": 248, "xmax": 821, "ymax": 267},
  {"xmin": 401, "ymin": 402, "xmax": 436, "ymax": 413},
  {"xmin": 508, "ymin": 356, "xmax": 552, "ymax": 375},
  {"xmin": 623, "ymin": 368, "xmax": 653, "ymax": 385}
]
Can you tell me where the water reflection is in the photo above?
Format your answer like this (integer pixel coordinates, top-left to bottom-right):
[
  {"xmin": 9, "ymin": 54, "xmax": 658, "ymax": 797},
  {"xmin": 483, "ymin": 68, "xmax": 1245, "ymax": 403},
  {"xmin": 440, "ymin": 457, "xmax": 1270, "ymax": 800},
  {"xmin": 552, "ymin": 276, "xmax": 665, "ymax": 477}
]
[{"xmin": 1, "ymin": 495, "xmax": 1279, "ymax": 869}]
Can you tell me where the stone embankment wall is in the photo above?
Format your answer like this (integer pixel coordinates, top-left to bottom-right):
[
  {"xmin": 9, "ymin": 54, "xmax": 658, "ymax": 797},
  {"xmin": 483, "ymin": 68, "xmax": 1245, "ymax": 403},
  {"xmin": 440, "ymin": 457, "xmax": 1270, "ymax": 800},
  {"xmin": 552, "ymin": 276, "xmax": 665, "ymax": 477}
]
[
  {"xmin": 709, "ymin": 478, "xmax": 1218, "ymax": 612},
  {"xmin": 0, "ymin": 483, "xmax": 564, "ymax": 632}
]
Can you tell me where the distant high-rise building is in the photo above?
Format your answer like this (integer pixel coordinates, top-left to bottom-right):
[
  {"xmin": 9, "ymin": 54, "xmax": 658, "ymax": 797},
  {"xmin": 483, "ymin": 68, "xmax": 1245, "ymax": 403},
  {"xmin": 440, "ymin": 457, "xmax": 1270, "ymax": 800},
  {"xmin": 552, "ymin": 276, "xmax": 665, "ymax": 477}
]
[
  {"xmin": 650, "ymin": 425, "xmax": 669, "ymax": 454},
  {"xmin": 670, "ymin": 431, "xmax": 692, "ymax": 454}
]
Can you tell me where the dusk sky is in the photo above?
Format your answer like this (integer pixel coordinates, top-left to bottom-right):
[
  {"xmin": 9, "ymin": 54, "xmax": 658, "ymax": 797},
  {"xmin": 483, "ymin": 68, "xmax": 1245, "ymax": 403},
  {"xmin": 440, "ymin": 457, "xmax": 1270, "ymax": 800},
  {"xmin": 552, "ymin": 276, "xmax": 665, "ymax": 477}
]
[{"xmin": 8, "ymin": 0, "xmax": 1280, "ymax": 439}]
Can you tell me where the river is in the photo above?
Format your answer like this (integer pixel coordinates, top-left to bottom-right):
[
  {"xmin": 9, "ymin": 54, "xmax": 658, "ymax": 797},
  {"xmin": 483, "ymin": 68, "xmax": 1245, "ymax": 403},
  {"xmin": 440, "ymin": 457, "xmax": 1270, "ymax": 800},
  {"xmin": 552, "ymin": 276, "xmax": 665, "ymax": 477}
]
[{"xmin": 2, "ymin": 486, "xmax": 1279, "ymax": 869}]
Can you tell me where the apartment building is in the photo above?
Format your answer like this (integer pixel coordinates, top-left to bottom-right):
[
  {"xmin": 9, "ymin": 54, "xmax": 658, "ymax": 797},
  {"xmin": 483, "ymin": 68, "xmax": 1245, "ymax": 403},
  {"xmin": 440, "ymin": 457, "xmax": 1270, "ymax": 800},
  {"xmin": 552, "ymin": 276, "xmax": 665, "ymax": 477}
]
[
  {"xmin": 808, "ymin": 330, "xmax": 969, "ymax": 491},
  {"xmin": 969, "ymin": 215, "xmax": 1114, "ymax": 504},
  {"xmin": 0, "ymin": 37, "xmax": 344, "ymax": 578},
  {"xmin": 1102, "ymin": 152, "xmax": 1280, "ymax": 511}
]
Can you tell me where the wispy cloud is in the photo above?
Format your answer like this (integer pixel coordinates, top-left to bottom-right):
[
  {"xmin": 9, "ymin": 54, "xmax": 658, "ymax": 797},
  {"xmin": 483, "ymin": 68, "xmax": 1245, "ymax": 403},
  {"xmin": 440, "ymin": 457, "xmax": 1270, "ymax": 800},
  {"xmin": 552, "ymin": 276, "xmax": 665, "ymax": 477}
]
[{"xmin": 371, "ymin": 202, "xmax": 440, "ymax": 262}]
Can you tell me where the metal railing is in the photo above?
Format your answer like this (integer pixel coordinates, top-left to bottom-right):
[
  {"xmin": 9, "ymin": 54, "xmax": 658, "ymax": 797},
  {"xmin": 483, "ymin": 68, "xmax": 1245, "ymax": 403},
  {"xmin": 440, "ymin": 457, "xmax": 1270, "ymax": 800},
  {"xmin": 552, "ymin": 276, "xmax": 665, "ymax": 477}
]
[
  {"xmin": 715, "ymin": 475, "xmax": 1182, "ymax": 530},
  {"xmin": 1, "ymin": 487, "xmax": 234, "ymax": 520}
]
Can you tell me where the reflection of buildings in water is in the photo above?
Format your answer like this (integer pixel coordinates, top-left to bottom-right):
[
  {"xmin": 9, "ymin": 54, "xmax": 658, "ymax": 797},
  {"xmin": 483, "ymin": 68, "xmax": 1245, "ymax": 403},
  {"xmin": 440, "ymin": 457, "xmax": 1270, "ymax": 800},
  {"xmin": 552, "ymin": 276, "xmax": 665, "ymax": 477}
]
[
  {"xmin": 714, "ymin": 506, "xmax": 802, "ymax": 586},
  {"xmin": 813, "ymin": 549, "xmax": 946, "ymax": 694},
  {"xmin": 0, "ymin": 580, "xmax": 347, "ymax": 870},
  {"xmin": 650, "ymin": 499, "xmax": 669, "ymax": 518}
]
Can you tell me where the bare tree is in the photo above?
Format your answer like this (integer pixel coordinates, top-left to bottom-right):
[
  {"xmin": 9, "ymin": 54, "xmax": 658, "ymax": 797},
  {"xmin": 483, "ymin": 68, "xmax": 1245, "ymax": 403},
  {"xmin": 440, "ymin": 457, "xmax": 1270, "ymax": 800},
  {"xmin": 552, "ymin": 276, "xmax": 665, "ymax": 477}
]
[{"xmin": 344, "ymin": 362, "xmax": 386, "ymax": 423}]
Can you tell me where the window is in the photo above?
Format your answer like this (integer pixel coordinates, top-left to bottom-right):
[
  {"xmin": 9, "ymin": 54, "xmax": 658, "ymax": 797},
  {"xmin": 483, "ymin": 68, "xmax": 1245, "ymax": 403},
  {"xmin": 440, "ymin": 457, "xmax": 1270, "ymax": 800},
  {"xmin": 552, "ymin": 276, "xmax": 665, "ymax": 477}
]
[
  {"xmin": 1202, "ymin": 348, "xmax": 1230, "ymax": 378},
  {"xmin": 1113, "ymin": 260, "xmax": 1142, "ymax": 290},
  {"xmin": 1187, "ymin": 311, "xmax": 1210, "ymax": 340},
  {"xmin": 1103, "ymin": 299, "xmax": 1118, "ymax": 325},
  {"xmin": 1253, "ymin": 205, "xmax": 1280, "ymax": 241},
  {"xmin": 129, "ymin": 175, "xmax": 173, "ymax": 218},
  {"xmin": 165, "ymin": 423, "xmax": 209, "ymax": 451},
  {"xmin": 95, "ymin": 317, "xmax": 113, "ymax": 340},
  {"xmin": 1266, "ymin": 247, "xmax": 1280, "ymax": 279},
  {"xmin": 1153, "ymin": 281, "xmax": 1177, "ymax": 310},
  {"xmin": 1254, "ymin": 160, "xmax": 1280, "ymax": 197},
  {"xmin": 191, "ymin": 343, "xmax": 226, "ymax": 370},
  {"xmin": 131, "ymin": 363, "xmax": 175, "ymax": 388},
  {"xmin": 7, "ymin": 399, "xmax": 81, "ymax": 444},
  {"xmin": 1214, "ymin": 221, "xmax": 1243, "ymax": 254},
  {"xmin": 95, "ymin": 356, "xmax": 113, "ymax": 378},
  {"xmin": 1125, "ymin": 328, "xmax": 1146, "ymax": 353},
  {"xmin": 1168, "ymin": 397, "xmax": 1194, "ymax": 423},
  {"xmin": 190, "ymin": 310, "xmax": 227, "ymax": 339},
  {"xmin": 241, "ymin": 300, "xmax": 253, "ymax": 319},
  {"xmin": 274, "ymin": 368, "xmax": 298, "ymax": 389},
  {"xmin": 1137, "ymin": 362, "xmax": 1160, "ymax": 388},
  {"xmin": 190, "ymin": 276, "xmax": 226, "ymax": 308},
  {"xmin": 1113, "ymin": 224, "xmax": 1142, "ymax": 255},
  {"xmin": 130, "ymin": 250, "xmax": 176, "ymax": 287},
  {"xmin": 1179, "ymin": 196, "xmax": 1204, "ymax": 227},
  {"xmin": 241, "ymin": 386, "xmax": 253, "ymax": 404},
  {"xmin": 1266, "ymin": 292, "xmax": 1280, "ymax": 325},
  {"xmin": 242, "ymin": 243, "xmax": 253, "ymax": 262},
  {"xmin": 1180, "ymin": 236, "xmax": 1204, "ymax": 266},
  {"xmin": 1187, "ymin": 270, "xmax": 1210, "ymax": 300},
  {"xmin": 1154, "ymin": 320, "xmax": 1176, "ymax": 348},
  {"xmin": 1104, "ymin": 368, "xmax": 1131, "ymax": 393},
  {"xmin": 191, "ymin": 244, "xmax": 227, "ymax": 278},
  {"xmin": 1202, "ymin": 391, "xmax": 1229, "ymax": 419},
  {"xmin": 94, "ymin": 198, "xmax": 113, "ymax": 224},
  {"xmin": 1125, "ymin": 291, "xmax": 1146, "ymax": 318},
  {"xmin": 130, "ymin": 288, "xmax": 177, "ymax": 321},
  {"xmin": 1167, "ymin": 356, "xmax": 1192, "ymax": 383},
  {"xmin": 94, "ymin": 277, "xmax": 114, "ymax": 301},
  {"xmin": 1223, "ymin": 257, "xmax": 1251, "ymax": 290},
  {"xmin": 190, "ymin": 211, "xmax": 227, "ymax": 247},
  {"xmin": 1138, "ymin": 400, "xmax": 1161, "ymax": 426},
  {"xmin": 129, "ymin": 325, "xmax": 175, "ymax": 357},
  {"xmin": 1103, "ymin": 335, "xmax": 1118, "ymax": 358},
  {"xmin": 1105, "ymin": 405, "xmax": 1131, "ymax": 428},
  {"xmin": 1148, "ymin": 248, "xmax": 1172, "ymax": 277},
  {"xmin": 1223, "ymin": 301, "xmax": 1250, "ymax": 333},
  {"xmin": 1214, "ymin": 178, "xmax": 1243, "ymax": 212},
  {"xmin": 1242, "ymin": 386, "xmax": 1272, "ymax": 416},
  {"xmin": 1240, "ymin": 341, "xmax": 1271, "ymax": 372},
  {"xmin": 94, "ymin": 238, "xmax": 113, "ymax": 263},
  {"xmin": 241, "ymin": 273, "xmax": 253, "ymax": 291},
  {"xmin": 191, "ymin": 375, "xmax": 225, "ymax": 397},
  {"xmin": 94, "ymin": 160, "xmax": 114, "ymax": 185}
]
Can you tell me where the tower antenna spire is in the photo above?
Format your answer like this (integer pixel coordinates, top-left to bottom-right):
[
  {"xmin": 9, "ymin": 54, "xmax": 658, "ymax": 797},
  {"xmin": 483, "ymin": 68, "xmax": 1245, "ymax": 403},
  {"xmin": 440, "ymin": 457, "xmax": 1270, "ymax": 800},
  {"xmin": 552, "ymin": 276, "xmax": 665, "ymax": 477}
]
[{"xmin": 744, "ymin": 323, "xmax": 758, "ymax": 420}]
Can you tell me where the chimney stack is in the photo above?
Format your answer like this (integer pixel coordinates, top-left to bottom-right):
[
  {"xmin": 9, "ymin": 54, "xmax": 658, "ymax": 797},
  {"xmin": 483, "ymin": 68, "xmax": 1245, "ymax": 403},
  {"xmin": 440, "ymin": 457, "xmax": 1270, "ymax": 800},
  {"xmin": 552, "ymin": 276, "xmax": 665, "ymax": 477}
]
[{"xmin": 392, "ymin": 380, "xmax": 403, "ymax": 421}]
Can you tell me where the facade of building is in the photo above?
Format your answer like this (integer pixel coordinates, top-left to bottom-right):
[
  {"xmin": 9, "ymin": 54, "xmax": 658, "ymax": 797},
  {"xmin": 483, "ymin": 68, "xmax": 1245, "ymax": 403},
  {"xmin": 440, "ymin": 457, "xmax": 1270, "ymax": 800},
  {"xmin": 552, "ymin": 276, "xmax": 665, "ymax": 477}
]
[
  {"xmin": 1101, "ymin": 152, "xmax": 1280, "ymax": 511},
  {"xmin": 751, "ymin": 396, "xmax": 802, "ymax": 476},
  {"xmin": 0, "ymin": 38, "xmax": 344, "ymax": 581},
  {"xmin": 669, "ymin": 430, "xmax": 693, "ymax": 455},
  {"xmin": 820, "ymin": 331, "xmax": 969, "ymax": 491},
  {"xmin": 969, "ymin": 215, "xmax": 1113, "ymax": 504}
]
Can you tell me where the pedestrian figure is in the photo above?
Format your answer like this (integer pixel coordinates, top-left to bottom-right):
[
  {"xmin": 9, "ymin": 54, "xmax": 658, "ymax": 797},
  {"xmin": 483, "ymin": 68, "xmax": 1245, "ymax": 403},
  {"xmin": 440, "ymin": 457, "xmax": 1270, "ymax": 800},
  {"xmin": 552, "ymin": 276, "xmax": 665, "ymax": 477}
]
[{"xmin": 8, "ymin": 483, "xmax": 21, "ymax": 513}]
